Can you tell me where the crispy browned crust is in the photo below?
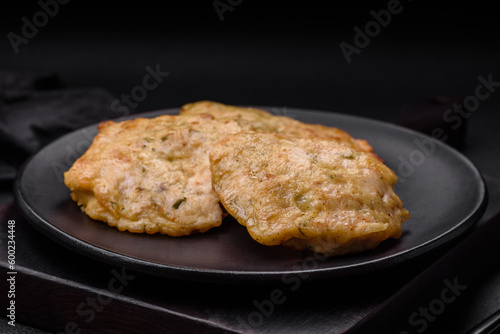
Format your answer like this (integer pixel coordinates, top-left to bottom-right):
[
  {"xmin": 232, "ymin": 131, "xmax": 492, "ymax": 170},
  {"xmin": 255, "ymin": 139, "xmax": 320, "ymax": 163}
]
[
  {"xmin": 65, "ymin": 100, "xmax": 403, "ymax": 249},
  {"xmin": 180, "ymin": 100, "xmax": 379, "ymax": 159},
  {"xmin": 209, "ymin": 132, "xmax": 409, "ymax": 255},
  {"xmin": 64, "ymin": 113, "xmax": 242, "ymax": 236}
]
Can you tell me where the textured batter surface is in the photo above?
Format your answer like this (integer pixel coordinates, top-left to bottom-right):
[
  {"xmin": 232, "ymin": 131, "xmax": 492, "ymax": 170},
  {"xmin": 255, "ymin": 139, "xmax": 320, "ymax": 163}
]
[
  {"xmin": 64, "ymin": 114, "xmax": 243, "ymax": 236},
  {"xmin": 180, "ymin": 101, "xmax": 376, "ymax": 157},
  {"xmin": 210, "ymin": 133, "xmax": 409, "ymax": 255},
  {"xmin": 64, "ymin": 101, "xmax": 401, "ymax": 246}
]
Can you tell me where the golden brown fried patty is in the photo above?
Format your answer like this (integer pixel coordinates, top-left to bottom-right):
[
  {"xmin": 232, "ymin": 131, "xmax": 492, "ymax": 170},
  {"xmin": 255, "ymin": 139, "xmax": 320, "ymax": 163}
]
[
  {"xmin": 64, "ymin": 114, "xmax": 242, "ymax": 236},
  {"xmin": 180, "ymin": 101, "xmax": 376, "ymax": 157},
  {"xmin": 65, "ymin": 100, "xmax": 403, "ymax": 251},
  {"xmin": 209, "ymin": 133, "xmax": 409, "ymax": 255}
]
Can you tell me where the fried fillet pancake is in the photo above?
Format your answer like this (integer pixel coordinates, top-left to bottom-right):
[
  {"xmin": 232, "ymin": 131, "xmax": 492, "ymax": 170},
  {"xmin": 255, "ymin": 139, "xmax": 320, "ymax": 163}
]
[
  {"xmin": 210, "ymin": 133, "xmax": 409, "ymax": 255},
  {"xmin": 180, "ymin": 101, "xmax": 376, "ymax": 158},
  {"xmin": 64, "ymin": 114, "xmax": 243, "ymax": 236}
]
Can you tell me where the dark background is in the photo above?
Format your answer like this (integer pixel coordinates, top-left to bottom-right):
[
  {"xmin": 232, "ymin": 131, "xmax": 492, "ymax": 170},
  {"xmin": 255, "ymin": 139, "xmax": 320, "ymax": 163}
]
[
  {"xmin": 1, "ymin": 1, "xmax": 500, "ymax": 333},
  {"xmin": 2, "ymin": 0, "xmax": 499, "ymax": 175},
  {"xmin": 1, "ymin": 1, "xmax": 498, "ymax": 112}
]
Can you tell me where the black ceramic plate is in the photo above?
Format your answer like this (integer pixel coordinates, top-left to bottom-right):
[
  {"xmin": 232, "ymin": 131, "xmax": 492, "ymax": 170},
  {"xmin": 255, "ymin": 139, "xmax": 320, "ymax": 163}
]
[{"xmin": 14, "ymin": 107, "xmax": 487, "ymax": 283}]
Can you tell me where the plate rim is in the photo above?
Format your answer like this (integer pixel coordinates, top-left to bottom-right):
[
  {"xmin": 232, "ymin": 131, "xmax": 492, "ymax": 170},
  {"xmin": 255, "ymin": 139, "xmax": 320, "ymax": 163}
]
[{"xmin": 14, "ymin": 106, "xmax": 488, "ymax": 283}]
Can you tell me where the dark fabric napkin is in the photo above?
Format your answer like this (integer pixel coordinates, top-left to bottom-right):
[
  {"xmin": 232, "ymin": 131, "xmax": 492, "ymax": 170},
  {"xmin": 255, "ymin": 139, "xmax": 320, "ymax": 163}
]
[{"xmin": 0, "ymin": 71, "xmax": 120, "ymax": 180}]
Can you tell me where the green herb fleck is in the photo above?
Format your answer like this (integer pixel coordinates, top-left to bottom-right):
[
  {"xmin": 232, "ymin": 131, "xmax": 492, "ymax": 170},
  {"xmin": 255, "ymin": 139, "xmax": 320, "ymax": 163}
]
[
  {"xmin": 144, "ymin": 137, "xmax": 153, "ymax": 142},
  {"xmin": 173, "ymin": 197, "xmax": 186, "ymax": 209},
  {"xmin": 110, "ymin": 201, "xmax": 118, "ymax": 208},
  {"xmin": 343, "ymin": 155, "xmax": 355, "ymax": 159}
]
